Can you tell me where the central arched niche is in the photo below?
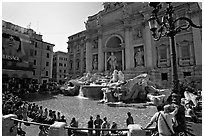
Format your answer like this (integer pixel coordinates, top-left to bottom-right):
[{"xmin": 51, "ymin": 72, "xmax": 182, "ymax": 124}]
[
  {"xmin": 106, "ymin": 36, "xmax": 122, "ymax": 48},
  {"xmin": 105, "ymin": 35, "xmax": 124, "ymax": 71}
]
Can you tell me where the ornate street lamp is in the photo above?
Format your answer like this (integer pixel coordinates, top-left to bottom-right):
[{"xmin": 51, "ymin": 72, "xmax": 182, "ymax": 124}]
[{"xmin": 148, "ymin": 2, "xmax": 201, "ymax": 98}]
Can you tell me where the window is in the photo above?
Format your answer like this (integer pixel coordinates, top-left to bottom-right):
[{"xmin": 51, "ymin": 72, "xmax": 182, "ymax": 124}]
[
  {"xmin": 59, "ymin": 70, "xmax": 62, "ymax": 73},
  {"xmin": 178, "ymin": 40, "xmax": 193, "ymax": 66},
  {"xmin": 64, "ymin": 64, "xmax": 67, "ymax": 67},
  {"xmin": 161, "ymin": 73, "xmax": 168, "ymax": 80},
  {"xmin": 35, "ymin": 42, "xmax": 38, "ymax": 48},
  {"xmin": 59, "ymin": 63, "xmax": 63, "ymax": 66},
  {"xmin": 180, "ymin": 42, "xmax": 190, "ymax": 60},
  {"xmin": 47, "ymin": 53, "xmax": 49, "ymax": 58},
  {"xmin": 47, "ymin": 46, "xmax": 50, "ymax": 50},
  {"xmin": 64, "ymin": 70, "xmax": 66, "ymax": 73},
  {"xmin": 46, "ymin": 62, "xmax": 49, "ymax": 67},
  {"xmin": 70, "ymin": 60, "xmax": 73, "ymax": 70},
  {"xmin": 159, "ymin": 47, "xmax": 167, "ymax": 60},
  {"xmin": 157, "ymin": 44, "xmax": 170, "ymax": 67},
  {"xmin": 76, "ymin": 59, "xmax": 80, "ymax": 70},
  {"xmin": 34, "ymin": 59, "xmax": 37, "ymax": 65},
  {"xmin": 33, "ymin": 70, "xmax": 35, "ymax": 76},
  {"xmin": 35, "ymin": 50, "xmax": 37, "ymax": 56},
  {"xmin": 60, "ymin": 75, "xmax": 61, "ymax": 78},
  {"xmin": 184, "ymin": 72, "xmax": 191, "ymax": 78},
  {"xmin": 46, "ymin": 71, "xmax": 49, "ymax": 76}
]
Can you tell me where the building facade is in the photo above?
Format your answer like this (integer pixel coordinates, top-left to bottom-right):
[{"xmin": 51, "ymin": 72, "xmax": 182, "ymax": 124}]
[
  {"xmin": 2, "ymin": 20, "xmax": 55, "ymax": 84},
  {"xmin": 68, "ymin": 2, "xmax": 202, "ymax": 89},
  {"xmin": 67, "ymin": 31, "xmax": 86, "ymax": 79},
  {"xmin": 52, "ymin": 51, "xmax": 69, "ymax": 84}
]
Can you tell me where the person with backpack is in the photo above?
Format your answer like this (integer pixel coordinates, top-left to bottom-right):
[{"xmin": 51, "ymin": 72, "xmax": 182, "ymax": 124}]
[
  {"xmin": 143, "ymin": 105, "xmax": 164, "ymax": 136},
  {"xmin": 144, "ymin": 104, "xmax": 178, "ymax": 136}
]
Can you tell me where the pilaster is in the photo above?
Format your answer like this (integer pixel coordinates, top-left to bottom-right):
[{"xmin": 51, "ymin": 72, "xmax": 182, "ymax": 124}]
[
  {"xmin": 85, "ymin": 38, "xmax": 92, "ymax": 72},
  {"xmin": 98, "ymin": 34, "xmax": 104, "ymax": 72},
  {"xmin": 124, "ymin": 26, "xmax": 132, "ymax": 70},
  {"xmin": 143, "ymin": 14, "xmax": 154, "ymax": 68}
]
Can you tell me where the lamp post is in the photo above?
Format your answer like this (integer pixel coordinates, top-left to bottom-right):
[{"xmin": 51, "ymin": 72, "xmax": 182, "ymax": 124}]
[{"xmin": 148, "ymin": 2, "xmax": 201, "ymax": 98}]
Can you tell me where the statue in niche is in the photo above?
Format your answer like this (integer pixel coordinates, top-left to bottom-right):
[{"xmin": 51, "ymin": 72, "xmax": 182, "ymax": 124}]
[
  {"xmin": 137, "ymin": 29, "xmax": 142, "ymax": 38},
  {"xmin": 92, "ymin": 39, "xmax": 98, "ymax": 49},
  {"xmin": 93, "ymin": 57, "xmax": 98, "ymax": 70},
  {"xmin": 134, "ymin": 47, "xmax": 144, "ymax": 67},
  {"xmin": 107, "ymin": 52, "xmax": 117, "ymax": 71}
]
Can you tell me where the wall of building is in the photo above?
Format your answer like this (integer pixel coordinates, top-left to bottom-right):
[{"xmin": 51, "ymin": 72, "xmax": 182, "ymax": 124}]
[
  {"xmin": 2, "ymin": 20, "xmax": 55, "ymax": 84},
  {"xmin": 67, "ymin": 2, "xmax": 202, "ymax": 89},
  {"xmin": 52, "ymin": 51, "xmax": 69, "ymax": 84}
]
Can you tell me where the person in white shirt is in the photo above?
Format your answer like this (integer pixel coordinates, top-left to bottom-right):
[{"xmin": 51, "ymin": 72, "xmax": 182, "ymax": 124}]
[{"xmin": 144, "ymin": 104, "xmax": 178, "ymax": 136}]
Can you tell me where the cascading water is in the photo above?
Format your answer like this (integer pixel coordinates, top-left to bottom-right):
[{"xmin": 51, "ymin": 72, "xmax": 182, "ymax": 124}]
[{"xmin": 77, "ymin": 86, "xmax": 88, "ymax": 99}]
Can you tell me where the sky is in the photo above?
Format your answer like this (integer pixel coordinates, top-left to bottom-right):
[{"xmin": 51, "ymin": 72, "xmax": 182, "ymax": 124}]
[
  {"xmin": 2, "ymin": 0, "xmax": 202, "ymax": 53},
  {"xmin": 2, "ymin": 1, "xmax": 104, "ymax": 52}
]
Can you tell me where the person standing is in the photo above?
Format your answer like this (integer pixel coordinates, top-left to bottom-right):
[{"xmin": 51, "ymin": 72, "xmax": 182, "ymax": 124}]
[
  {"xmin": 171, "ymin": 93, "xmax": 186, "ymax": 135},
  {"xmin": 69, "ymin": 117, "xmax": 78, "ymax": 136},
  {"xmin": 143, "ymin": 105, "xmax": 164, "ymax": 135},
  {"xmin": 87, "ymin": 116, "xmax": 94, "ymax": 136},
  {"xmin": 101, "ymin": 117, "xmax": 110, "ymax": 136},
  {"xmin": 126, "ymin": 112, "xmax": 134, "ymax": 126},
  {"xmin": 156, "ymin": 104, "xmax": 178, "ymax": 136},
  {"xmin": 94, "ymin": 115, "xmax": 103, "ymax": 136},
  {"xmin": 110, "ymin": 122, "xmax": 118, "ymax": 135}
]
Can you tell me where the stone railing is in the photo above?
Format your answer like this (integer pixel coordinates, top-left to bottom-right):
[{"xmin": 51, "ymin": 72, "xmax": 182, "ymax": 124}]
[{"xmin": 2, "ymin": 114, "xmax": 151, "ymax": 136}]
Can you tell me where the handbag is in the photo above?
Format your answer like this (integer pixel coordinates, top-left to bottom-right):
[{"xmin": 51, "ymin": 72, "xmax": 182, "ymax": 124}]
[
  {"xmin": 151, "ymin": 112, "xmax": 161, "ymax": 136},
  {"xmin": 160, "ymin": 113, "xmax": 176, "ymax": 136}
]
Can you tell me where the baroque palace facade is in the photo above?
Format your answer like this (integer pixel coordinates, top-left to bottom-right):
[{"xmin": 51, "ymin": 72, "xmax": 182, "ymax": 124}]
[
  {"xmin": 68, "ymin": 2, "xmax": 202, "ymax": 88},
  {"xmin": 2, "ymin": 20, "xmax": 55, "ymax": 84}
]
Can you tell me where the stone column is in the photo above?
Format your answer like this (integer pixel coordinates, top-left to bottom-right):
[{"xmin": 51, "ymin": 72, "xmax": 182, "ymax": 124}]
[
  {"xmin": 86, "ymin": 38, "xmax": 92, "ymax": 72},
  {"xmin": 124, "ymin": 26, "xmax": 132, "ymax": 70},
  {"xmin": 98, "ymin": 33, "xmax": 104, "ymax": 72},
  {"xmin": 104, "ymin": 52, "xmax": 107, "ymax": 71},
  {"xmin": 122, "ymin": 50, "xmax": 125, "ymax": 70},
  {"xmin": 143, "ymin": 14, "xmax": 154, "ymax": 68}
]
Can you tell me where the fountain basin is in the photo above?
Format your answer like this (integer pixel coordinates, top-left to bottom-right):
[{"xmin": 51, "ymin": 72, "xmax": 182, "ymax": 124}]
[{"xmin": 80, "ymin": 85, "xmax": 107, "ymax": 100}]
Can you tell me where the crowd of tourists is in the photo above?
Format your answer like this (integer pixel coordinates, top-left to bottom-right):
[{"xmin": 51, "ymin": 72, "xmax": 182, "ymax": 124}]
[{"xmin": 2, "ymin": 77, "xmax": 202, "ymax": 136}]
